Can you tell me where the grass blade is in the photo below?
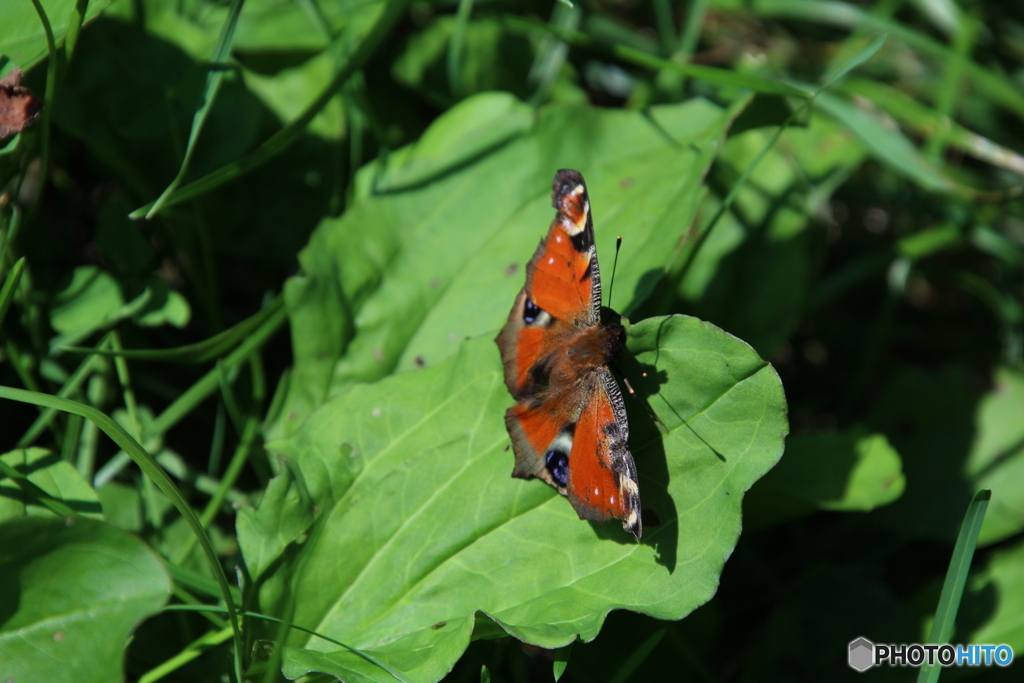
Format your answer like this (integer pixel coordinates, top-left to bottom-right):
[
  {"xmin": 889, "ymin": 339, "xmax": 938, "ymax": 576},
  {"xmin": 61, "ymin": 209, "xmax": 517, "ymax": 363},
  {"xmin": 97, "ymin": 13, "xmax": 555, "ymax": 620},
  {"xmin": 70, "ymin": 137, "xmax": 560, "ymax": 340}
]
[
  {"xmin": 447, "ymin": 0, "xmax": 475, "ymax": 98},
  {"xmin": 161, "ymin": 605, "xmax": 411, "ymax": 682},
  {"xmin": 16, "ymin": 336, "xmax": 108, "ymax": 448},
  {"xmin": 821, "ymin": 33, "xmax": 886, "ymax": 89},
  {"xmin": 173, "ymin": 416, "xmax": 259, "ymax": 564},
  {"xmin": 138, "ymin": 625, "xmax": 235, "ymax": 683},
  {"xmin": 60, "ymin": 296, "xmax": 283, "ymax": 363},
  {"xmin": 813, "ymin": 90, "xmax": 955, "ymax": 193},
  {"xmin": 609, "ymin": 630, "xmax": 665, "ymax": 683},
  {"xmin": 754, "ymin": 0, "xmax": 1024, "ymax": 118},
  {"xmin": 678, "ymin": 35, "xmax": 885, "ymax": 281},
  {"xmin": 146, "ymin": 297, "xmax": 288, "ymax": 438},
  {"xmin": 503, "ymin": 16, "xmax": 812, "ymax": 98},
  {"xmin": 0, "ymin": 256, "xmax": 26, "ymax": 327},
  {"xmin": 62, "ymin": 0, "xmax": 90, "ymax": 61},
  {"xmin": 841, "ymin": 78, "xmax": 1024, "ymax": 177},
  {"xmin": 144, "ymin": 0, "xmax": 245, "ymax": 219},
  {"xmin": 917, "ymin": 489, "xmax": 991, "ymax": 683},
  {"xmin": 26, "ymin": 0, "xmax": 57, "ymax": 226},
  {"xmin": 527, "ymin": 0, "xmax": 579, "ymax": 104}
]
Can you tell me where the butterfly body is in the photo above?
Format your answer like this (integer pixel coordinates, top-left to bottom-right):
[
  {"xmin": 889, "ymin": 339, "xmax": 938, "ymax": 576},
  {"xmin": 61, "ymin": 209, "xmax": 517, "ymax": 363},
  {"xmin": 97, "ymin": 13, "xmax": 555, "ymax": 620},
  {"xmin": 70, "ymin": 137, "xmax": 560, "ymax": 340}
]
[{"xmin": 496, "ymin": 170, "xmax": 641, "ymax": 539}]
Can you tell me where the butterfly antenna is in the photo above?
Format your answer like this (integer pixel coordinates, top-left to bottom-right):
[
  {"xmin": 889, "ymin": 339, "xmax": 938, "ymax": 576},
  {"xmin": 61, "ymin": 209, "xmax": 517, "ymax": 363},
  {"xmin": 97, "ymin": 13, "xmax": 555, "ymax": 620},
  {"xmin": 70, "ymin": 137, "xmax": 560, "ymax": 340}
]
[{"xmin": 606, "ymin": 236, "xmax": 622, "ymax": 308}]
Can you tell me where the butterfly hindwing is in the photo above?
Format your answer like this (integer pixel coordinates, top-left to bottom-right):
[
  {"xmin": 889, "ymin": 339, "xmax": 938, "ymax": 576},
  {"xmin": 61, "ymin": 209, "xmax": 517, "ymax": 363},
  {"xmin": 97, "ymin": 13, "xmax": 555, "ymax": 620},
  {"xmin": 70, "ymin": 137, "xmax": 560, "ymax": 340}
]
[
  {"xmin": 505, "ymin": 387, "xmax": 581, "ymax": 486},
  {"xmin": 563, "ymin": 370, "xmax": 640, "ymax": 537},
  {"xmin": 503, "ymin": 370, "xmax": 640, "ymax": 538}
]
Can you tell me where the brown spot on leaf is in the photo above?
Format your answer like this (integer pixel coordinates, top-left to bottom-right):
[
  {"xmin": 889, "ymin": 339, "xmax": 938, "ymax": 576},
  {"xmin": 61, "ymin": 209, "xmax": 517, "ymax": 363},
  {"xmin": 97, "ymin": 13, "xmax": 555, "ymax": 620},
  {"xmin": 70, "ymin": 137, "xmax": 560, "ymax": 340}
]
[
  {"xmin": 505, "ymin": 263, "xmax": 519, "ymax": 276},
  {"xmin": 432, "ymin": 621, "xmax": 447, "ymax": 630},
  {"xmin": 0, "ymin": 68, "xmax": 43, "ymax": 142}
]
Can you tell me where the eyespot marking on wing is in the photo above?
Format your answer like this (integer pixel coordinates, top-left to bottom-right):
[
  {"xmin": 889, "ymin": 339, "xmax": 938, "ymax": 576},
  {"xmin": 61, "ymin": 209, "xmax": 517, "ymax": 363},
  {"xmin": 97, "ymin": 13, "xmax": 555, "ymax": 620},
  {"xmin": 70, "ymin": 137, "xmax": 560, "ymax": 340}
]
[
  {"xmin": 522, "ymin": 298, "xmax": 553, "ymax": 327},
  {"xmin": 545, "ymin": 450, "xmax": 569, "ymax": 487},
  {"xmin": 523, "ymin": 298, "xmax": 541, "ymax": 324},
  {"xmin": 542, "ymin": 427, "xmax": 575, "ymax": 488}
]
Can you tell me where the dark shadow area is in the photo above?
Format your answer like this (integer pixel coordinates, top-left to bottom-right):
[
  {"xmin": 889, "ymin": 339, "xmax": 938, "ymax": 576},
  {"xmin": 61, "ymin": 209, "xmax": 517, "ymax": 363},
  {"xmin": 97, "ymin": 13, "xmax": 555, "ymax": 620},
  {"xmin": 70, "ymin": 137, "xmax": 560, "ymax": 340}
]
[
  {"xmin": 728, "ymin": 92, "xmax": 802, "ymax": 136},
  {"xmin": 687, "ymin": 181, "xmax": 813, "ymax": 360},
  {"xmin": 0, "ymin": 546, "xmax": 22, "ymax": 626},
  {"xmin": 624, "ymin": 266, "xmax": 671, "ymax": 322},
  {"xmin": 863, "ymin": 365, "xmax": 983, "ymax": 543}
]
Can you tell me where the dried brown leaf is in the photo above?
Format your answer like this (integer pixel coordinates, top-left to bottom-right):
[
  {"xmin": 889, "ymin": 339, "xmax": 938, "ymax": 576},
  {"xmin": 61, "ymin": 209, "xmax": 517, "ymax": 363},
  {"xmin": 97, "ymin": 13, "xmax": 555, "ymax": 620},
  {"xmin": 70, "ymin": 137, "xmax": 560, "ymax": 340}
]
[{"xmin": 0, "ymin": 68, "xmax": 43, "ymax": 142}]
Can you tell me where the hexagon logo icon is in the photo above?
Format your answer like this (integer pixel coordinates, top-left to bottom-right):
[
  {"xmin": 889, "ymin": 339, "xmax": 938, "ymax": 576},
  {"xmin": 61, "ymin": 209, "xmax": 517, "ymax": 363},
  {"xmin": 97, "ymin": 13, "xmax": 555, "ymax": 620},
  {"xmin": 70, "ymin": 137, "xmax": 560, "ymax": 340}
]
[{"xmin": 849, "ymin": 637, "xmax": 875, "ymax": 672}]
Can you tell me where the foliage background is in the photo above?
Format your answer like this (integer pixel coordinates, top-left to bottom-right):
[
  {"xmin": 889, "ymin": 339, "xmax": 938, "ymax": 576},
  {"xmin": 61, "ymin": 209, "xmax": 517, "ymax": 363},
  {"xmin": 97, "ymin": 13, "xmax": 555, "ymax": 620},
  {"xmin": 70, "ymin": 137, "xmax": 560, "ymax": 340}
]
[{"xmin": 1, "ymin": 0, "xmax": 1023, "ymax": 681}]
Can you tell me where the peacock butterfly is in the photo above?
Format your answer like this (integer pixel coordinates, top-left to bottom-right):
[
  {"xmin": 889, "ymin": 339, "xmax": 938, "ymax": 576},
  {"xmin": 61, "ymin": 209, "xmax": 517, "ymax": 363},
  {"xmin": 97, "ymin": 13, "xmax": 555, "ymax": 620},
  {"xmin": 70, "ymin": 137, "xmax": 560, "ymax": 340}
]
[{"xmin": 496, "ymin": 169, "xmax": 641, "ymax": 539}]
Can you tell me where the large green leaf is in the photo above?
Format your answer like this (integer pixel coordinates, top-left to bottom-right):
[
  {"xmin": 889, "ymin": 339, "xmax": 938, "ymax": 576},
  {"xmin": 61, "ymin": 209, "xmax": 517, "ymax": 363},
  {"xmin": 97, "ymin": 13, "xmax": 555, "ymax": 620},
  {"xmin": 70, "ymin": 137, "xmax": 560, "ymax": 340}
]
[
  {"xmin": 0, "ymin": 517, "xmax": 172, "ymax": 682},
  {"xmin": 239, "ymin": 315, "xmax": 787, "ymax": 683},
  {"xmin": 268, "ymin": 92, "xmax": 750, "ymax": 439}
]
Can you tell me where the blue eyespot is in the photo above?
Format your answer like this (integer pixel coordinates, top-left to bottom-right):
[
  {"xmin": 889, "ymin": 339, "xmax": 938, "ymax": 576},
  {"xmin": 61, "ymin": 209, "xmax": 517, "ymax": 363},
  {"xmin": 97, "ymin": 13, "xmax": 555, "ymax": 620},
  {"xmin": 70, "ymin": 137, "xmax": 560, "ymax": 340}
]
[
  {"xmin": 523, "ymin": 298, "xmax": 542, "ymax": 325},
  {"xmin": 545, "ymin": 450, "xmax": 569, "ymax": 488}
]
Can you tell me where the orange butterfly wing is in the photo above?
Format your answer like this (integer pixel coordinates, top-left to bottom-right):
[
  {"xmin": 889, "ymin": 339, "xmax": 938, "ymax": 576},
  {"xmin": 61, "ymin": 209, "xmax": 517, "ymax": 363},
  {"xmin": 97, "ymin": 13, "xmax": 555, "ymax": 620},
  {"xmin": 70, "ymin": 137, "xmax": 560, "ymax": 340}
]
[{"xmin": 495, "ymin": 169, "xmax": 641, "ymax": 539}]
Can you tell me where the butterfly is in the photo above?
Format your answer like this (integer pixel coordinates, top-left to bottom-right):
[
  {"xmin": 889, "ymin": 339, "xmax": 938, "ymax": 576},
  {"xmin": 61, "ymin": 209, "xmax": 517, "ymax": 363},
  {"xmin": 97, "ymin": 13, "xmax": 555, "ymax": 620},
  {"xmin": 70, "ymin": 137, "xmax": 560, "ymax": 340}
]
[{"xmin": 495, "ymin": 169, "xmax": 641, "ymax": 539}]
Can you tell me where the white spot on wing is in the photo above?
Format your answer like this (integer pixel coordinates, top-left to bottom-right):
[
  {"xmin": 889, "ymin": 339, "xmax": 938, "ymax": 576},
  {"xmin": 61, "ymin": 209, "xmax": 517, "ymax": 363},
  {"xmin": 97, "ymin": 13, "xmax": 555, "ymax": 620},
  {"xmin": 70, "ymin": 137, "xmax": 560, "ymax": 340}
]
[
  {"xmin": 548, "ymin": 430, "xmax": 574, "ymax": 454},
  {"xmin": 533, "ymin": 310, "xmax": 553, "ymax": 327}
]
